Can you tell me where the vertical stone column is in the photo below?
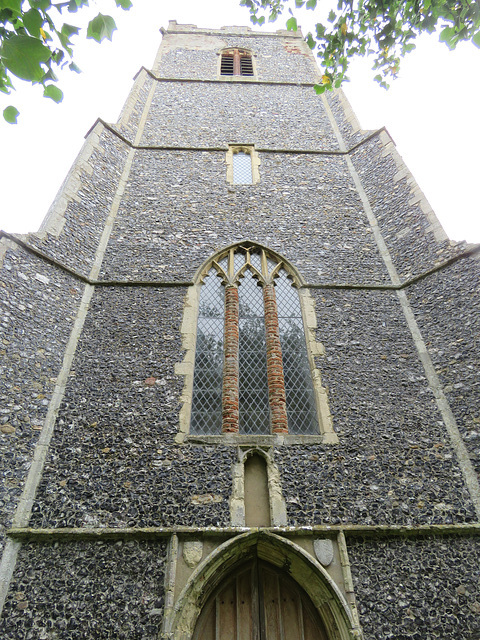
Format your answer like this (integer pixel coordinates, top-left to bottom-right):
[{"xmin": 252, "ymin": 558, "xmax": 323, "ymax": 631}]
[
  {"xmin": 222, "ymin": 285, "xmax": 240, "ymax": 433},
  {"xmin": 263, "ymin": 283, "xmax": 288, "ymax": 434}
]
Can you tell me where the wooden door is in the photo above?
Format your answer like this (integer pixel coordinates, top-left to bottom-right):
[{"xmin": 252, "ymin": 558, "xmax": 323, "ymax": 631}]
[{"xmin": 193, "ymin": 560, "xmax": 329, "ymax": 640}]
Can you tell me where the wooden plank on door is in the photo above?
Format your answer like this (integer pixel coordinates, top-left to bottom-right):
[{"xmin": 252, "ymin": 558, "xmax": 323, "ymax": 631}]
[{"xmin": 217, "ymin": 580, "xmax": 237, "ymax": 640}]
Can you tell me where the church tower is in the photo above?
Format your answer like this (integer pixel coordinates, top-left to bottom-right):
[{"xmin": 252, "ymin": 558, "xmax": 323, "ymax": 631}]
[{"xmin": 1, "ymin": 21, "xmax": 480, "ymax": 639}]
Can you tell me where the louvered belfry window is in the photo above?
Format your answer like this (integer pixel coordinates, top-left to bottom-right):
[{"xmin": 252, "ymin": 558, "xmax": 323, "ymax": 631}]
[
  {"xmin": 190, "ymin": 246, "xmax": 318, "ymax": 436},
  {"xmin": 220, "ymin": 49, "xmax": 254, "ymax": 76}
]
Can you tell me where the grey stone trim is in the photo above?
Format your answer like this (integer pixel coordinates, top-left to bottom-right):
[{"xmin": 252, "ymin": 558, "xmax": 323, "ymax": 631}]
[
  {"xmin": 38, "ymin": 121, "xmax": 105, "ymax": 237},
  {"xmin": 7, "ymin": 523, "xmax": 480, "ymax": 542},
  {"xmin": 379, "ymin": 129, "xmax": 449, "ymax": 243},
  {"xmin": 337, "ymin": 531, "xmax": 363, "ymax": 638},
  {"xmin": 86, "ymin": 114, "xmax": 385, "ymax": 155},
  {"xmin": 162, "ymin": 534, "xmax": 179, "ymax": 637},
  {"xmin": 323, "ymin": 90, "xmax": 480, "ymax": 521},
  {"xmin": 165, "ymin": 22, "xmax": 304, "ymax": 39},
  {"xmin": 0, "ymin": 541, "xmax": 20, "ymax": 620},
  {"xmin": 3, "ymin": 231, "xmax": 478, "ymax": 290}
]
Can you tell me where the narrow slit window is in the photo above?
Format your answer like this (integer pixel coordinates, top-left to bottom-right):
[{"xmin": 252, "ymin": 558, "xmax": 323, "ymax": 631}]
[{"xmin": 232, "ymin": 152, "xmax": 253, "ymax": 185}]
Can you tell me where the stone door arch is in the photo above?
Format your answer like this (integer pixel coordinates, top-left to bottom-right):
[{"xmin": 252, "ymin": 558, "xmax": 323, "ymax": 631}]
[
  {"xmin": 193, "ymin": 557, "xmax": 329, "ymax": 640},
  {"xmin": 167, "ymin": 532, "xmax": 360, "ymax": 640}
]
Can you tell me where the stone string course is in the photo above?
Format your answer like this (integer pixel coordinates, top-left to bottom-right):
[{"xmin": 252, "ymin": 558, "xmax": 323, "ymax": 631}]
[{"xmin": 0, "ymin": 243, "xmax": 82, "ymax": 553}]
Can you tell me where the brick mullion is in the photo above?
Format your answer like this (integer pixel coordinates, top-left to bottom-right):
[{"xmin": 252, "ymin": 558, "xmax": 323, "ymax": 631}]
[
  {"xmin": 263, "ymin": 283, "xmax": 289, "ymax": 434},
  {"xmin": 222, "ymin": 285, "xmax": 240, "ymax": 433}
]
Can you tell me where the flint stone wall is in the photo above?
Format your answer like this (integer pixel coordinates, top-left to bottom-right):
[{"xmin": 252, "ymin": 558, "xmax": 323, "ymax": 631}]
[
  {"xmin": 98, "ymin": 149, "xmax": 389, "ymax": 285},
  {"xmin": 0, "ymin": 242, "xmax": 81, "ymax": 552},
  {"xmin": 155, "ymin": 32, "xmax": 316, "ymax": 84},
  {"xmin": 274, "ymin": 288, "xmax": 476, "ymax": 526},
  {"xmin": 25, "ymin": 129, "xmax": 129, "ymax": 279},
  {"xmin": 30, "ymin": 287, "xmax": 234, "ymax": 528},
  {"xmin": 407, "ymin": 256, "xmax": 480, "ymax": 479},
  {"xmin": 349, "ymin": 535, "xmax": 480, "ymax": 639},
  {"xmin": 0, "ymin": 539, "xmax": 167, "ymax": 640}
]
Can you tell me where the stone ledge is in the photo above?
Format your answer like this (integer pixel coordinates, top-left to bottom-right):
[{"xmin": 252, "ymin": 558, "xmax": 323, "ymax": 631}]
[{"xmin": 8, "ymin": 523, "xmax": 480, "ymax": 542}]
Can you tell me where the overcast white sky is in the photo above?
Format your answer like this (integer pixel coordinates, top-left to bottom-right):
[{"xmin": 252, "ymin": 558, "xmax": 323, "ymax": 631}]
[{"xmin": 0, "ymin": 0, "xmax": 479, "ymax": 243}]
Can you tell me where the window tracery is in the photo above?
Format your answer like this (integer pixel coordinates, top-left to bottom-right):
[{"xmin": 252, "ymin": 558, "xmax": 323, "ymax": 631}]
[{"xmin": 190, "ymin": 245, "xmax": 323, "ymax": 437}]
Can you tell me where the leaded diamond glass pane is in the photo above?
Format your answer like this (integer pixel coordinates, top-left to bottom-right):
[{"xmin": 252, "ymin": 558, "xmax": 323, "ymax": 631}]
[
  {"xmin": 233, "ymin": 152, "xmax": 253, "ymax": 184},
  {"xmin": 276, "ymin": 270, "xmax": 318, "ymax": 435},
  {"xmin": 238, "ymin": 270, "xmax": 270, "ymax": 434},
  {"xmin": 191, "ymin": 269, "xmax": 224, "ymax": 434},
  {"xmin": 234, "ymin": 251, "xmax": 246, "ymax": 273},
  {"xmin": 250, "ymin": 252, "xmax": 261, "ymax": 272}
]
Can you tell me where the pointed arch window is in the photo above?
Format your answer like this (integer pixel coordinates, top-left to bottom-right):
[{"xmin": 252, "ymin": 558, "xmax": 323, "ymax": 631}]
[{"xmin": 190, "ymin": 245, "xmax": 322, "ymax": 436}]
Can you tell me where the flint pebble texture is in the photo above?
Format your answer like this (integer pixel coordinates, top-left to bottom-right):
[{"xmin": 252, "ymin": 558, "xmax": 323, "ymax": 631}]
[
  {"xmin": 30, "ymin": 287, "xmax": 234, "ymax": 528},
  {"xmin": 140, "ymin": 83, "xmax": 338, "ymax": 149},
  {"xmin": 350, "ymin": 137, "xmax": 465, "ymax": 281},
  {"xmin": 154, "ymin": 33, "xmax": 316, "ymax": 83},
  {"xmin": 98, "ymin": 150, "xmax": 389, "ymax": 285},
  {"xmin": 349, "ymin": 535, "xmax": 480, "ymax": 639},
  {"xmin": 0, "ymin": 244, "xmax": 82, "ymax": 552},
  {"xmin": 118, "ymin": 75, "xmax": 154, "ymax": 140},
  {"xmin": 325, "ymin": 91, "xmax": 373, "ymax": 148},
  {"xmin": 407, "ymin": 258, "xmax": 480, "ymax": 479},
  {"xmin": 25, "ymin": 129, "xmax": 129, "ymax": 279},
  {"xmin": 0, "ymin": 539, "xmax": 167, "ymax": 639},
  {"xmin": 274, "ymin": 288, "xmax": 476, "ymax": 525}
]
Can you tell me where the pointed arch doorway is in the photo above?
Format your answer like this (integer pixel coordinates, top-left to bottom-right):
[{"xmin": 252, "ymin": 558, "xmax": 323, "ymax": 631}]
[{"xmin": 193, "ymin": 558, "xmax": 329, "ymax": 640}]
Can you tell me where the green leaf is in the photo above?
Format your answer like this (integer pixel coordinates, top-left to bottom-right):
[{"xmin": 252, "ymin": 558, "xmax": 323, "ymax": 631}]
[
  {"xmin": 61, "ymin": 22, "xmax": 80, "ymax": 37},
  {"xmin": 286, "ymin": 16, "xmax": 297, "ymax": 31},
  {"xmin": 473, "ymin": 31, "xmax": 480, "ymax": 48},
  {"xmin": 30, "ymin": 0, "xmax": 51, "ymax": 10},
  {"xmin": 306, "ymin": 0, "xmax": 317, "ymax": 8},
  {"xmin": 0, "ymin": 0, "xmax": 22, "ymax": 13},
  {"xmin": 86, "ymin": 13, "xmax": 117, "ymax": 42},
  {"xmin": 306, "ymin": 32, "xmax": 315, "ymax": 49},
  {"xmin": 1, "ymin": 34, "xmax": 51, "ymax": 81},
  {"xmin": 43, "ymin": 83, "xmax": 63, "ymax": 102},
  {"xmin": 295, "ymin": 0, "xmax": 304, "ymax": 7},
  {"xmin": 23, "ymin": 8, "xmax": 43, "ymax": 36},
  {"xmin": 314, "ymin": 83, "xmax": 326, "ymax": 94},
  {"xmin": 3, "ymin": 105, "xmax": 19, "ymax": 123},
  {"xmin": 328, "ymin": 9, "xmax": 336, "ymax": 23},
  {"xmin": 115, "ymin": 0, "xmax": 132, "ymax": 8},
  {"xmin": 69, "ymin": 60, "xmax": 81, "ymax": 73},
  {"xmin": 439, "ymin": 26, "xmax": 456, "ymax": 49}
]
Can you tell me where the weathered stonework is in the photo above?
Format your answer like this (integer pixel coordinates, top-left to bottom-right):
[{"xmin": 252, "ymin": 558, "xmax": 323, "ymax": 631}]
[{"xmin": 1, "ymin": 20, "xmax": 479, "ymax": 640}]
